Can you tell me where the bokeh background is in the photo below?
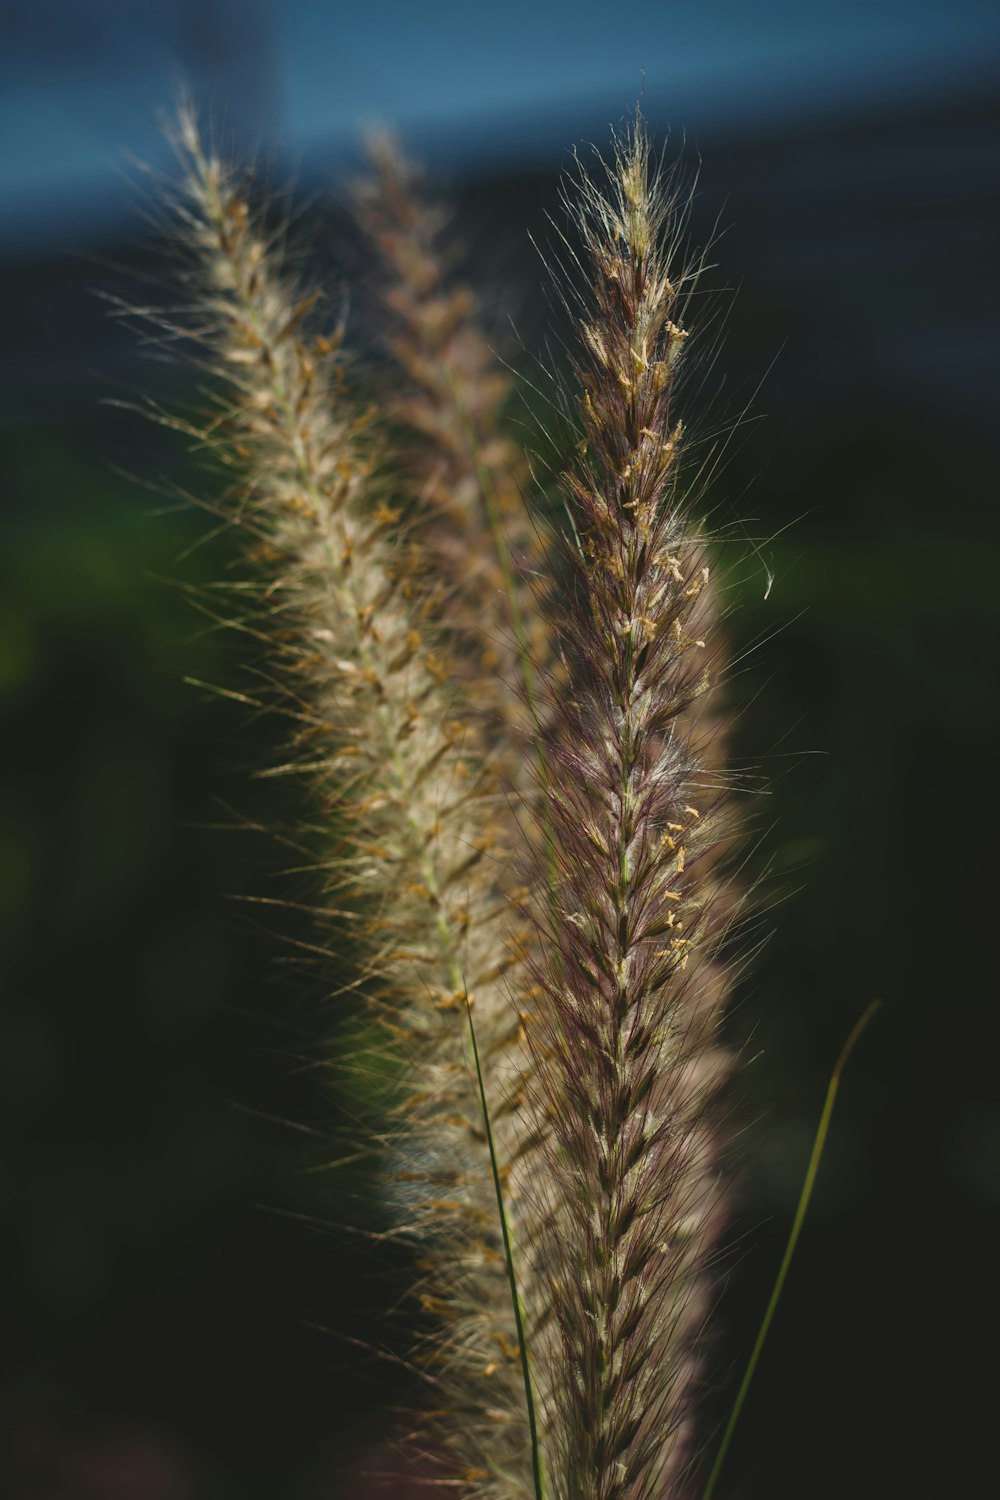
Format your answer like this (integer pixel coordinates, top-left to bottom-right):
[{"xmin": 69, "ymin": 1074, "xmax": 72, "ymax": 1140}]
[{"xmin": 2, "ymin": 3, "xmax": 999, "ymax": 1496}]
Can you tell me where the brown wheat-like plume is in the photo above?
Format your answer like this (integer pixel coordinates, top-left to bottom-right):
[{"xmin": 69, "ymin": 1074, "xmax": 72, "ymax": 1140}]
[
  {"xmin": 354, "ymin": 135, "xmax": 553, "ymax": 767},
  {"xmin": 152, "ymin": 107, "xmax": 545, "ymax": 1497},
  {"xmin": 522, "ymin": 124, "xmax": 736, "ymax": 1499}
]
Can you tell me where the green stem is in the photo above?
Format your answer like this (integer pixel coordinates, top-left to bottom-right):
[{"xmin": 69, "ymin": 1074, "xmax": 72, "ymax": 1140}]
[
  {"xmin": 464, "ymin": 991, "xmax": 545, "ymax": 1500},
  {"xmin": 701, "ymin": 1000, "xmax": 881, "ymax": 1500}
]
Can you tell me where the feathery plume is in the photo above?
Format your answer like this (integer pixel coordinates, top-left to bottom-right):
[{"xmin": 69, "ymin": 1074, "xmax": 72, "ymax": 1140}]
[
  {"xmin": 355, "ymin": 137, "xmax": 552, "ymax": 766},
  {"xmin": 524, "ymin": 123, "xmax": 735, "ymax": 1499},
  {"xmin": 158, "ymin": 107, "xmax": 542, "ymax": 1496}
]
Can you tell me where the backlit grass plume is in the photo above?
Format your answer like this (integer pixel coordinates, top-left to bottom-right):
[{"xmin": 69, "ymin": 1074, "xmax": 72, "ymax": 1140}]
[
  {"xmin": 132, "ymin": 105, "xmax": 751, "ymax": 1500},
  {"xmin": 355, "ymin": 136, "xmax": 553, "ymax": 771},
  {"xmin": 522, "ymin": 126, "xmax": 735, "ymax": 1499},
  {"xmin": 153, "ymin": 107, "xmax": 543, "ymax": 1495}
]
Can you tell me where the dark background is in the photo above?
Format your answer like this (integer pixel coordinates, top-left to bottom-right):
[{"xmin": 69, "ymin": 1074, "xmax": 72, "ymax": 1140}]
[{"xmin": 2, "ymin": 3, "xmax": 998, "ymax": 1496}]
